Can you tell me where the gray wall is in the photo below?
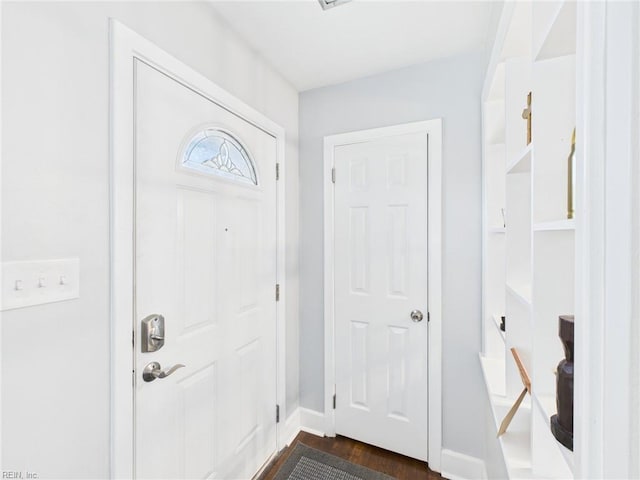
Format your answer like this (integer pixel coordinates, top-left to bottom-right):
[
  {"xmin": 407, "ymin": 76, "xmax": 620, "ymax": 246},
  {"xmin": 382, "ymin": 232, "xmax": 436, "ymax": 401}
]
[
  {"xmin": 299, "ymin": 53, "xmax": 486, "ymax": 458},
  {"xmin": 2, "ymin": 2, "xmax": 299, "ymax": 477}
]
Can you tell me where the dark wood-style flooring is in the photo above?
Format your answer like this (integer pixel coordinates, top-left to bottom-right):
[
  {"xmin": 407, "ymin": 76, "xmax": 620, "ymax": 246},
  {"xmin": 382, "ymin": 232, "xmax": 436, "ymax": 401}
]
[{"xmin": 258, "ymin": 431, "xmax": 444, "ymax": 480}]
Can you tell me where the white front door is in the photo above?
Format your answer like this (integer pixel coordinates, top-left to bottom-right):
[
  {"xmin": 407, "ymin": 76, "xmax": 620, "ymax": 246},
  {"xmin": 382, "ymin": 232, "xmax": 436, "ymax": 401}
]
[
  {"xmin": 134, "ymin": 59, "xmax": 277, "ymax": 479},
  {"xmin": 333, "ymin": 131, "xmax": 429, "ymax": 461}
]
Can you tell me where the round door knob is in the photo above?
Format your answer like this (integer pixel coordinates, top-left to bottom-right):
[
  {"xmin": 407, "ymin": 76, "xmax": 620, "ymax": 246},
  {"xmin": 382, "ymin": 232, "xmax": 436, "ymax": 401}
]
[{"xmin": 410, "ymin": 310, "xmax": 424, "ymax": 322}]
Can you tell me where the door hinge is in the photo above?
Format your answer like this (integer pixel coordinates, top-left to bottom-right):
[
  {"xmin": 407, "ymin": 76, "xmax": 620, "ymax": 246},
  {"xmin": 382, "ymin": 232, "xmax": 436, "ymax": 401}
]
[
  {"xmin": 331, "ymin": 167, "xmax": 336, "ymax": 184},
  {"xmin": 132, "ymin": 330, "xmax": 135, "ymax": 348},
  {"xmin": 333, "ymin": 393, "xmax": 336, "ymax": 409},
  {"xmin": 276, "ymin": 163, "xmax": 280, "ymax": 180},
  {"xmin": 276, "ymin": 404, "xmax": 280, "ymax": 423},
  {"xmin": 275, "ymin": 284, "xmax": 280, "ymax": 302}
]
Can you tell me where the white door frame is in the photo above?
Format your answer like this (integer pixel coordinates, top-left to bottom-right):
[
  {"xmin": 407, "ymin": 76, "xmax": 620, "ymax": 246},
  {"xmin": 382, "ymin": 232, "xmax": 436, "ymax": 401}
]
[
  {"xmin": 0, "ymin": 0, "xmax": 4, "ymax": 471},
  {"xmin": 323, "ymin": 119, "xmax": 442, "ymax": 471},
  {"xmin": 574, "ymin": 2, "xmax": 640, "ymax": 478},
  {"xmin": 109, "ymin": 20, "xmax": 287, "ymax": 478}
]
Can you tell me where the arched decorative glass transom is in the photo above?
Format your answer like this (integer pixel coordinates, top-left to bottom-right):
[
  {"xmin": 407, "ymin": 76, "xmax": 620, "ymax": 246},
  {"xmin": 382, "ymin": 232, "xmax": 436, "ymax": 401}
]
[{"xmin": 181, "ymin": 129, "xmax": 258, "ymax": 185}]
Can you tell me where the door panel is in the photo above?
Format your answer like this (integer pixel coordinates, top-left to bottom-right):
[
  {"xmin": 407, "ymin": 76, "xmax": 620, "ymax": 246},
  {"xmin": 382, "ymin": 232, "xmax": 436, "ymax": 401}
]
[
  {"xmin": 350, "ymin": 320, "xmax": 370, "ymax": 409},
  {"xmin": 388, "ymin": 205, "xmax": 409, "ymax": 297},
  {"xmin": 334, "ymin": 132, "xmax": 428, "ymax": 461},
  {"xmin": 349, "ymin": 207, "xmax": 370, "ymax": 293},
  {"xmin": 134, "ymin": 59, "xmax": 277, "ymax": 480},
  {"xmin": 178, "ymin": 188, "xmax": 217, "ymax": 331}
]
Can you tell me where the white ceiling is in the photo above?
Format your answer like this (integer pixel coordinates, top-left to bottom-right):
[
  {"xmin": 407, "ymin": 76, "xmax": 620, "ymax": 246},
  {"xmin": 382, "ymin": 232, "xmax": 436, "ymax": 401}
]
[{"xmin": 210, "ymin": 0, "xmax": 497, "ymax": 91}]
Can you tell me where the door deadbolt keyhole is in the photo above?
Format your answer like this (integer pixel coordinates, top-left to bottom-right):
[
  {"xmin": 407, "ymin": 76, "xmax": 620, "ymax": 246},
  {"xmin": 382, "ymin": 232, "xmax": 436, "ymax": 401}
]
[{"xmin": 141, "ymin": 314, "xmax": 165, "ymax": 352}]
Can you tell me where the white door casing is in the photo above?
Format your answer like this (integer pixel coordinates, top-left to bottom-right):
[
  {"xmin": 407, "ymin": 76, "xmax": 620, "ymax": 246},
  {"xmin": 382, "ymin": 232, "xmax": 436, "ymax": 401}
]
[
  {"xmin": 110, "ymin": 21, "xmax": 287, "ymax": 479},
  {"xmin": 324, "ymin": 120, "xmax": 442, "ymax": 470}
]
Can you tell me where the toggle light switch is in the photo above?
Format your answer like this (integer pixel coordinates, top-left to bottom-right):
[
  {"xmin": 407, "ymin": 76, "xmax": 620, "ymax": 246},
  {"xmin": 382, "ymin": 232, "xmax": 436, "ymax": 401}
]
[{"xmin": 2, "ymin": 258, "xmax": 79, "ymax": 311}]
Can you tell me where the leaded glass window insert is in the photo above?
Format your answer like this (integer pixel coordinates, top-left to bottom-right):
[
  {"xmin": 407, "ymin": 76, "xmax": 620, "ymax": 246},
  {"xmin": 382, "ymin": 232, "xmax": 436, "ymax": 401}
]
[{"xmin": 181, "ymin": 129, "xmax": 258, "ymax": 185}]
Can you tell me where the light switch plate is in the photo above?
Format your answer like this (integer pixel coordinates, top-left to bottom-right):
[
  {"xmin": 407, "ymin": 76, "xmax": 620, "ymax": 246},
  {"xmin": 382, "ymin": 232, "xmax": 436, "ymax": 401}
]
[{"xmin": 2, "ymin": 258, "xmax": 80, "ymax": 311}]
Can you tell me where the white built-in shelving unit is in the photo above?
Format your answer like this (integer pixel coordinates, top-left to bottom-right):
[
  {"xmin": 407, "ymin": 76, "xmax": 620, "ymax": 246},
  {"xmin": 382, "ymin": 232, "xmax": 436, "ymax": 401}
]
[{"xmin": 481, "ymin": 2, "xmax": 577, "ymax": 479}]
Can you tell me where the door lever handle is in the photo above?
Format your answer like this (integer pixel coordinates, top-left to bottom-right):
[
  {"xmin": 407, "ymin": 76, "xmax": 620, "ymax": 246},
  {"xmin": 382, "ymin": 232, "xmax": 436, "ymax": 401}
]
[
  {"xmin": 156, "ymin": 363, "xmax": 185, "ymax": 378},
  {"xmin": 142, "ymin": 361, "xmax": 185, "ymax": 382}
]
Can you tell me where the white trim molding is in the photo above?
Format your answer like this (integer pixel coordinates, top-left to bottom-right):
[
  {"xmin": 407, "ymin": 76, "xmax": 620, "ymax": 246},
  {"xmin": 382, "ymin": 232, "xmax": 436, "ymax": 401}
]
[
  {"xmin": 0, "ymin": 0, "xmax": 4, "ymax": 470},
  {"xmin": 575, "ymin": 2, "xmax": 640, "ymax": 478},
  {"xmin": 299, "ymin": 408, "xmax": 328, "ymax": 438},
  {"xmin": 109, "ymin": 20, "xmax": 287, "ymax": 478},
  {"xmin": 281, "ymin": 408, "xmax": 302, "ymax": 447},
  {"xmin": 322, "ymin": 119, "xmax": 443, "ymax": 471},
  {"xmin": 441, "ymin": 449, "xmax": 487, "ymax": 480}
]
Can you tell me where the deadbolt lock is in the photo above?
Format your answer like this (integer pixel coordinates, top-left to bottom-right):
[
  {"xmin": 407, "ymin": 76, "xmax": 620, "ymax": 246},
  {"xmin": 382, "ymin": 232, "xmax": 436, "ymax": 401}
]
[{"xmin": 141, "ymin": 314, "xmax": 165, "ymax": 352}]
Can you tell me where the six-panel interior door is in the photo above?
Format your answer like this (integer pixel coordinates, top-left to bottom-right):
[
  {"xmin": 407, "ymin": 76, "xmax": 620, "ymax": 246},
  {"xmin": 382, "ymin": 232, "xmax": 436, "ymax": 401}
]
[
  {"xmin": 333, "ymin": 132, "xmax": 429, "ymax": 461},
  {"xmin": 134, "ymin": 59, "xmax": 278, "ymax": 479}
]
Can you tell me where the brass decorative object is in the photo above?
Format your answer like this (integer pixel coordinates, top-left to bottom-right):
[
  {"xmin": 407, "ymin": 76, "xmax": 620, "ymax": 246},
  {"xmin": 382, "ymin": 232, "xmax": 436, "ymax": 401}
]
[
  {"xmin": 521, "ymin": 92, "xmax": 532, "ymax": 145},
  {"xmin": 567, "ymin": 128, "xmax": 576, "ymax": 219}
]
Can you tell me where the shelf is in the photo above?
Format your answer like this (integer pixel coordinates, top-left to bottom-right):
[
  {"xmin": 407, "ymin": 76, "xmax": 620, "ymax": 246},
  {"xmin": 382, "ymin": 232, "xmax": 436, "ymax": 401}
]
[
  {"xmin": 533, "ymin": 393, "xmax": 556, "ymax": 422},
  {"xmin": 533, "ymin": 1, "xmax": 577, "ymax": 62},
  {"xmin": 487, "ymin": 63, "xmax": 506, "ymax": 101},
  {"xmin": 500, "ymin": 1, "xmax": 532, "ymax": 61},
  {"xmin": 506, "ymin": 283, "xmax": 532, "ymax": 306},
  {"xmin": 533, "ymin": 393, "xmax": 575, "ymax": 474},
  {"xmin": 480, "ymin": 354, "xmax": 506, "ymax": 397},
  {"xmin": 482, "ymin": 1, "xmax": 577, "ymax": 478},
  {"xmin": 492, "ymin": 314, "xmax": 506, "ymax": 343},
  {"xmin": 534, "ymin": 219, "xmax": 575, "ymax": 231},
  {"xmin": 485, "ymin": 100, "xmax": 506, "ymax": 145},
  {"xmin": 480, "ymin": 355, "xmax": 534, "ymax": 479},
  {"xmin": 506, "ymin": 144, "xmax": 532, "ymax": 174}
]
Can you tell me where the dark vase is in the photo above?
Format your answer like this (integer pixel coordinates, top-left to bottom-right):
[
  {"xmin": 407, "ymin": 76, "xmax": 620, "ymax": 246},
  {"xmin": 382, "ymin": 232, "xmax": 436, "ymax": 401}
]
[{"xmin": 550, "ymin": 315, "xmax": 574, "ymax": 451}]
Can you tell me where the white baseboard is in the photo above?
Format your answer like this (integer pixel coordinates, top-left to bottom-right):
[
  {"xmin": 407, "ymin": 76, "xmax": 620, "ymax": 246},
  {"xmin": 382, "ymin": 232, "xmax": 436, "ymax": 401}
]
[
  {"xmin": 299, "ymin": 407, "xmax": 327, "ymax": 437},
  {"xmin": 281, "ymin": 408, "xmax": 301, "ymax": 447},
  {"xmin": 441, "ymin": 449, "xmax": 487, "ymax": 480},
  {"xmin": 277, "ymin": 407, "xmax": 327, "ymax": 451},
  {"xmin": 289, "ymin": 408, "xmax": 477, "ymax": 480}
]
